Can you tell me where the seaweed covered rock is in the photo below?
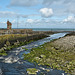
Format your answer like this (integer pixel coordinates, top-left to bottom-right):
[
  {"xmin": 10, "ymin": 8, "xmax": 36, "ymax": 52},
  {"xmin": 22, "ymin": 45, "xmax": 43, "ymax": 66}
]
[
  {"xmin": 24, "ymin": 36, "xmax": 75, "ymax": 74},
  {"xmin": 6, "ymin": 41, "xmax": 10, "ymax": 46},
  {"xmin": 27, "ymin": 68, "xmax": 38, "ymax": 75},
  {"xmin": 40, "ymin": 55, "xmax": 46, "ymax": 58}
]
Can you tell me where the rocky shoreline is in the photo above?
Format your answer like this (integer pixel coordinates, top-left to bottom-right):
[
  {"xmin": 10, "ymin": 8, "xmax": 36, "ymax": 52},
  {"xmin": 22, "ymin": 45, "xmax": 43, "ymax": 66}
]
[
  {"xmin": 24, "ymin": 33, "xmax": 75, "ymax": 75},
  {"xmin": 52, "ymin": 35, "xmax": 75, "ymax": 51}
]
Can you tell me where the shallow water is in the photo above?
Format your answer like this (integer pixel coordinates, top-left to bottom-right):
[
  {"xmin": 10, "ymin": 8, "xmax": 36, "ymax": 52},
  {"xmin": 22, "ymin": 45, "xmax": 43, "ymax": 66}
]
[{"xmin": 0, "ymin": 33, "xmax": 68, "ymax": 75}]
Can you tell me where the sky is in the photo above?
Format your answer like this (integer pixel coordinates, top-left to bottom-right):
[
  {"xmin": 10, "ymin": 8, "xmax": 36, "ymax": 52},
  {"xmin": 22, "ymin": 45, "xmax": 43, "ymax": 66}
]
[{"xmin": 0, "ymin": 0, "xmax": 75, "ymax": 28}]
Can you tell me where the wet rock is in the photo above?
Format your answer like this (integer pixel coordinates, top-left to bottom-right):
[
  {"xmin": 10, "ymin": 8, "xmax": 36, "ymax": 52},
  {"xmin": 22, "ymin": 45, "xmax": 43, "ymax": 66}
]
[
  {"xmin": 4, "ymin": 56, "xmax": 19, "ymax": 63},
  {"xmin": 27, "ymin": 68, "xmax": 38, "ymax": 75},
  {"xmin": 40, "ymin": 55, "xmax": 46, "ymax": 58},
  {"xmin": 34, "ymin": 44, "xmax": 38, "ymax": 47},
  {"xmin": 39, "ymin": 67, "xmax": 50, "ymax": 72},
  {"xmin": 0, "ymin": 68, "xmax": 3, "ymax": 75},
  {"xmin": 54, "ymin": 47, "xmax": 59, "ymax": 50},
  {"xmin": 34, "ymin": 57, "xmax": 40, "ymax": 60},
  {"xmin": 14, "ymin": 65, "xmax": 24, "ymax": 70},
  {"xmin": 45, "ymin": 69, "xmax": 50, "ymax": 72},
  {"xmin": 6, "ymin": 41, "xmax": 10, "ymax": 46}
]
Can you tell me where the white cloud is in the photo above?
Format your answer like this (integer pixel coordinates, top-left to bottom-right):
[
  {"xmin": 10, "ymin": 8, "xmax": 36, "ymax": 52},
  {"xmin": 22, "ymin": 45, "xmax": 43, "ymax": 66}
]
[
  {"xmin": 22, "ymin": 15, "xmax": 28, "ymax": 18},
  {"xmin": 0, "ymin": 11, "xmax": 28, "ymax": 18},
  {"xmin": 0, "ymin": 11, "xmax": 20, "ymax": 18},
  {"xmin": 26, "ymin": 19, "xmax": 41, "ymax": 23},
  {"xmin": 43, "ymin": 0, "xmax": 60, "ymax": 5},
  {"xmin": 26, "ymin": 19, "xmax": 34, "ymax": 23},
  {"xmin": 43, "ymin": 0, "xmax": 75, "ymax": 6},
  {"xmin": 9, "ymin": 0, "xmax": 39, "ymax": 7},
  {"xmin": 0, "ymin": 11, "xmax": 17, "ymax": 17},
  {"xmin": 63, "ymin": 16, "xmax": 75, "ymax": 23},
  {"xmin": 26, "ymin": 18, "xmax": 60, "ymax": 25},
  {"xmin": 40, "ymin": 8, "xmax": 53, "ymax": 18},
  {"xmin": 12, "ymin": 19, "xmax": 16, "ymax": 23},
  {"xmin": 64, "ymin": 0, "xmax": 75, "ymax": 4},
  {"xmin": 0, "ymin": 22, "xmax": 6, "ymax": 24},
  {"xmin": 42, "ymin": 0, "xmax": 75, "ymax": 16}
]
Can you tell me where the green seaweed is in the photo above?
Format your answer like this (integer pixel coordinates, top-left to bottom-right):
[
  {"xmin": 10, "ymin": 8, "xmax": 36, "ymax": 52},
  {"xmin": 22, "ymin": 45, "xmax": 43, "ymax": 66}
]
[
  {"xmin": 22, "ymin": 47, "xmax": 28, "ymax": 51},
  {"xmin": 23, "ymin": 41, "xmax": 75, "ymax": 74},
  {"xmin": 27, "ymin": 68, "xmax": 38, "ymax": 75}
]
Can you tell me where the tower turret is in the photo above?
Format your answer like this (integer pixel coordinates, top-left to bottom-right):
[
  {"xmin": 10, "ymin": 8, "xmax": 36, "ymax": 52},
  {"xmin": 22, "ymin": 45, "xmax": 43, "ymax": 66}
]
[{"xmin": 7, "ymin": 20, "xmax": 12, "ymax": 29}]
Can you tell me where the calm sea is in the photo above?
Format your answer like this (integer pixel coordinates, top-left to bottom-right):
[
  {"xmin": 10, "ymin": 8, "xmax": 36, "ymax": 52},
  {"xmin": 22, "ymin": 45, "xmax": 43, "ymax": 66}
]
[{"xmin": 12, "ymin": 28, "xmax": 75, "ymax": 31}]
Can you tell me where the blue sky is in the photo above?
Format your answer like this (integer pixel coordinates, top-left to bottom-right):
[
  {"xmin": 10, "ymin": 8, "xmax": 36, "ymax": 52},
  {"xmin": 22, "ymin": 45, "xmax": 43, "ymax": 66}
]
[{"xmin": 0, "ymin": 0, "xmax": 75, "ymax": 28}]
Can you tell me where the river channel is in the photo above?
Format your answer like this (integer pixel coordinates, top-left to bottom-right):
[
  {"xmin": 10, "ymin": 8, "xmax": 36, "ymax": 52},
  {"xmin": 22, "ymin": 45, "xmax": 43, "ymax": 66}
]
[{"xmin": 0, "ymin": 33, "xmax": 68, "ymax": 75}]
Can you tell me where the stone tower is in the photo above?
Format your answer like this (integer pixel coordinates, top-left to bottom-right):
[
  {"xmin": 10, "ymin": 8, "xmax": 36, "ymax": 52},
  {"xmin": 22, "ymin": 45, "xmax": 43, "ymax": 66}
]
[{"xmin": 7, "ymin": 20, "xmax": 12, "ymax": 29}]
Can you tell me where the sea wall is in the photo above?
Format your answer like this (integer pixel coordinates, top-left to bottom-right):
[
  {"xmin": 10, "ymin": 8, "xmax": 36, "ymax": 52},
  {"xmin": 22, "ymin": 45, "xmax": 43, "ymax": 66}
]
[
  {"xmin": 0, "ymin": 33, "xmax": 48, "ymax": 49},
  {"xmin": 0, "ymin": 29, "xmax": 32, "ymax": 34},
  {"xmin": 0, "ymin": 33, "xmax": 48, "ymax": 56}
]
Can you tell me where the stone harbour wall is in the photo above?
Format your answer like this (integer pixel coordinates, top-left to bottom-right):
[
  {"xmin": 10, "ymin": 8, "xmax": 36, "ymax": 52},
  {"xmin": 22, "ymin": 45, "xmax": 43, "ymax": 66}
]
[{"xmin": 0, "ymin": 29, "xmax": 33, "ymax": 34}]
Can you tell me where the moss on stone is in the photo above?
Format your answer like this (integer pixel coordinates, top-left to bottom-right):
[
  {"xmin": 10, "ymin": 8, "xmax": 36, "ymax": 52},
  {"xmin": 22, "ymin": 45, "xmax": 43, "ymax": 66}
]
[
  {"xmin": 23, "ymin": 39, "xmax": 75, "ymax": 74},
  {"xmin": 22, "ymin": 47, "xmax": 28, "ymax": 51},
  {"xmin": 27, "ymin": 68, "xmax": 38, "ymax": 75}
]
